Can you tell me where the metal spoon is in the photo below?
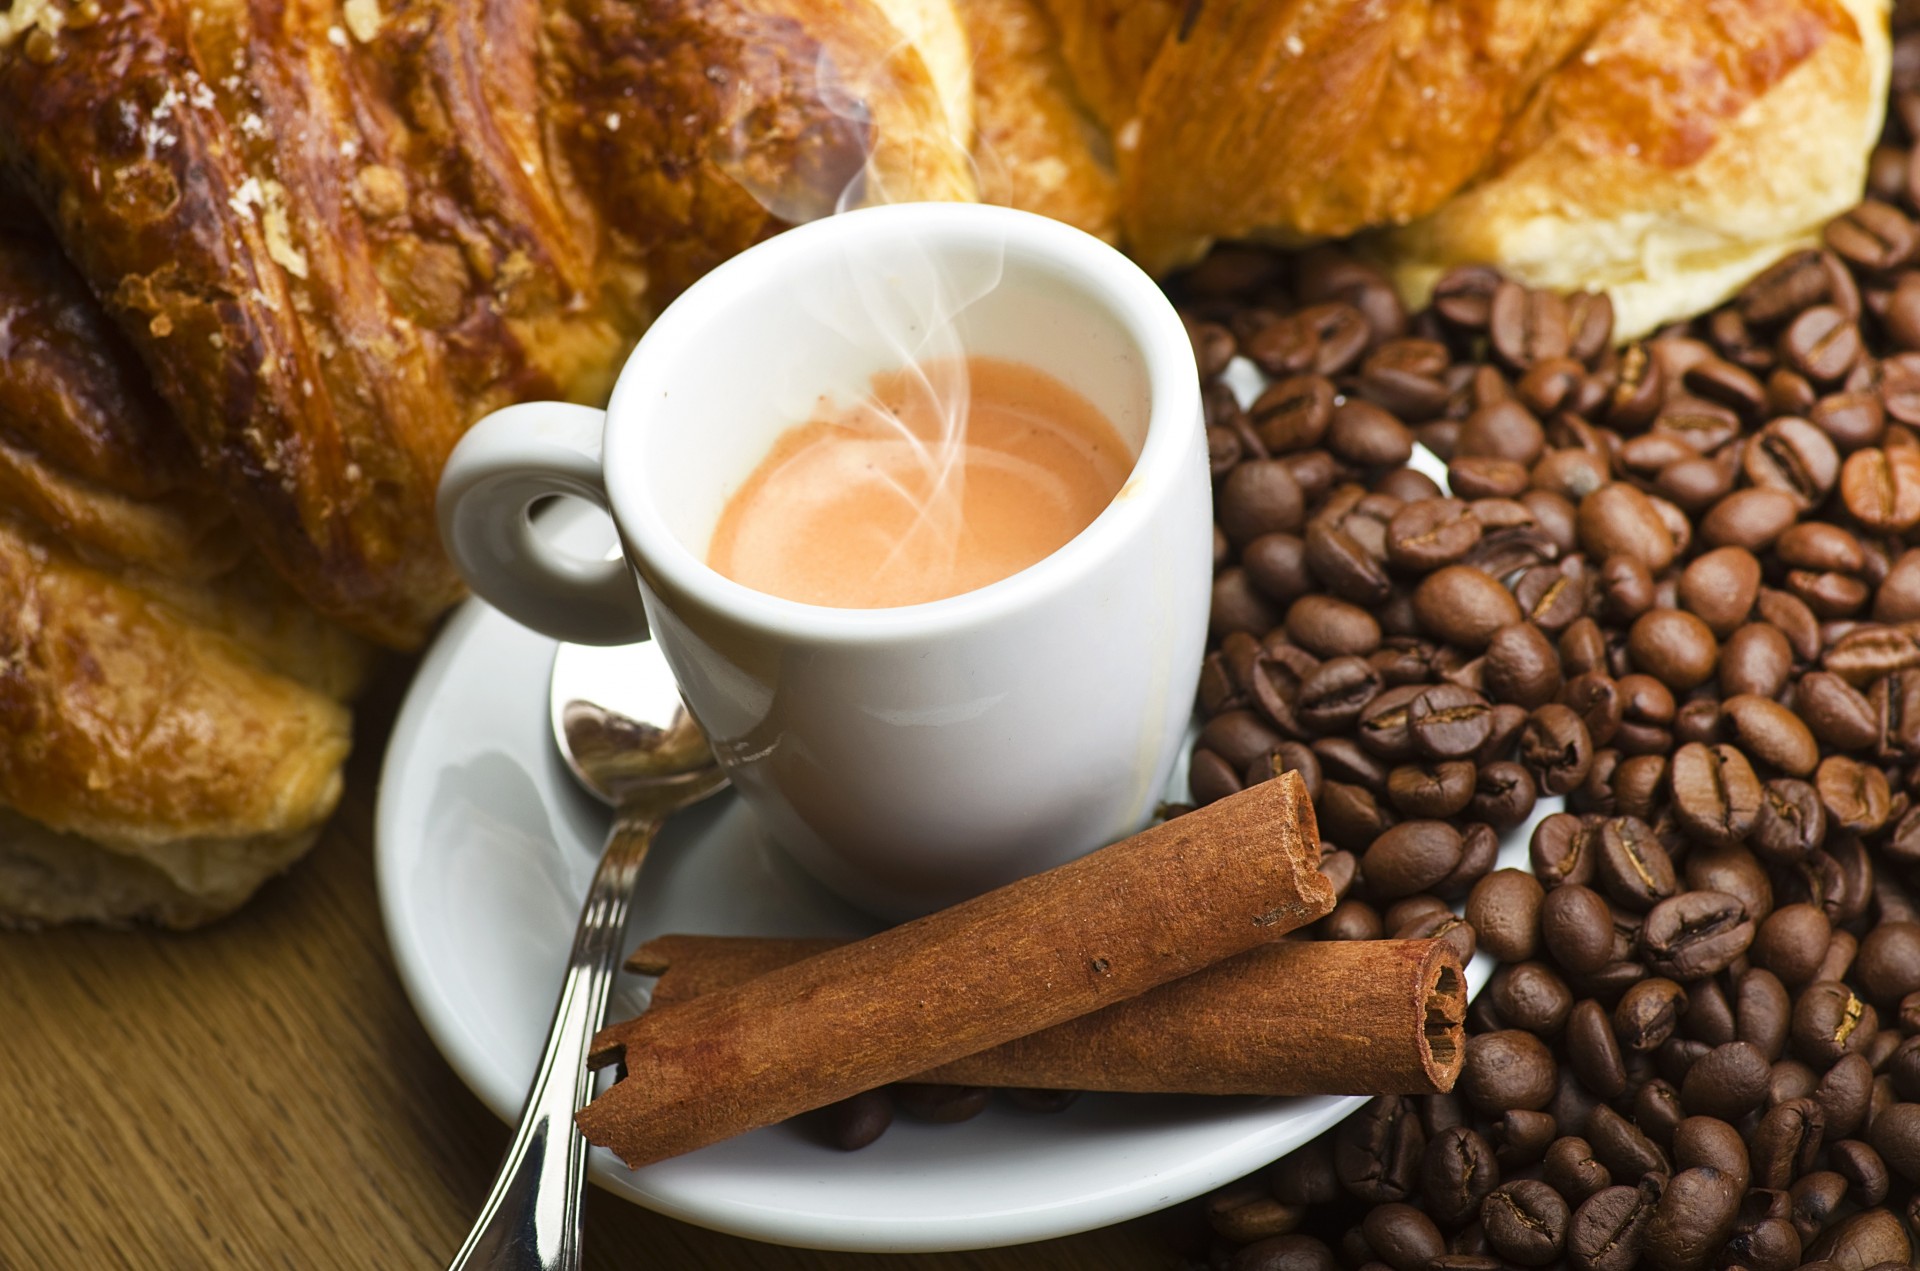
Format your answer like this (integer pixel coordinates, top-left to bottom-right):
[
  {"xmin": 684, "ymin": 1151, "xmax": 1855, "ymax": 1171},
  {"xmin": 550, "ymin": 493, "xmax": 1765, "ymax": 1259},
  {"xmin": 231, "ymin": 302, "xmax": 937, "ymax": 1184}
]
[{"xmin": 448, "ymin": 639, "xmax": 726, "ymax": 1271}]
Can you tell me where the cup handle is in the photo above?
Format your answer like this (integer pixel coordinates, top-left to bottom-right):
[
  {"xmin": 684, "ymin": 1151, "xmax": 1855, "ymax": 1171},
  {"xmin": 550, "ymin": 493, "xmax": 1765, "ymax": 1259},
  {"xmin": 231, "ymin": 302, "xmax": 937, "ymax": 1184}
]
[{"xmin": 437, "ymin": 401, "xmax": 652, "ymax": 646}]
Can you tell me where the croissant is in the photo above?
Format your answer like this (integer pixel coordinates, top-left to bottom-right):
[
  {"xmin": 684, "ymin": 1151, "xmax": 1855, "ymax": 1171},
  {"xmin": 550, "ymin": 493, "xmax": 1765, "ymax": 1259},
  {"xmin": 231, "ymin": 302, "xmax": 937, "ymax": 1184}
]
[{"xmin": 1038, "ymin": 0, "xmax": 1890, "ymax": 336}]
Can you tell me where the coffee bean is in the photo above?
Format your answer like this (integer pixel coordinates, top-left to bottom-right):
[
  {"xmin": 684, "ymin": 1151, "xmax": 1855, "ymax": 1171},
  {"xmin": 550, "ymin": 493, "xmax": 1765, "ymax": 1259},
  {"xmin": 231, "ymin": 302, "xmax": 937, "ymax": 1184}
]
[
  {"xmin": 1642, "ymin": 1166, "xmax": 1743, "ymax": 1271},
  {"xmin": 1736, "ymin": 968, "xmax": 1793, "ymax": 1061},
  {"xmin": 1408, "ymin": 684, "xmax": 1494, "ymax": 760},
  {"xmin": 1749, "ymin": 1097, "xmax": 1824, "ymax": 1188},
  {"xmin": 1830, "ymin": 1138, "xmax": 1891, "ymax": 1207},
  {"xmin": 1780, "ymin": 306, "xmax": 1863, "ymax": 383},
  {"xmin": 1335, "ymin": 1095, "xmax": 1426, "ymax": 1203},
  {"xmin": 1468, "ymin": 869, "xmax": 1544, "ymax": 963},
  {"xmin": 1363, "ymin": 821, "xmax": 1464, "ymax": 899},
  {"xmin": 1490, "ymin": 962, "xmax": 1574, "ymax": 1037},
  {"xmin": 1816, "ymin": 753, "xmax": 1893, "ymax": 834},
  {"xmin": 1721, "ymin": 695, "xmax": 1818, "ymax": 777},
  {"xmin": 1684, "ymin": 843, "xmax": 1772, "ymax": 927},
  {"xmin": 1481, "ymin": 1179, "xmax": 1569, "ymax": 1266},
  {"xmin": 1628, "ymin": 609, "xmax": 1720, "ymax": 691},
  {"xmin": 1587, "ymin": 1103, "xmax": 1671, "ymax": 1181},
  {"xmin": 1752, "ymin": 778, "xmax": 1828, "ymax": 863},
  {"xmin": 1826, "ymin": 200, "xmax": 1919, "ymax": 272},
  {"xmin": 1359, "ymin": 1202, "xmax": 1444, "ymax": 1271},
  {"xmin": 1328, "ymin": 400, "xmax": 1414, "ymax": 468},
  {"xmin": 1484, "ymin": 622, "xmax": 1562, "ymax": 708},
  {"xmin": 1208, "ymin": 1181, "xmax": 1305, "ymax": 1243},
  {"xmin": 1567, "ymin": 999, "xmax": 1628, "ymax": 1098},
  {"xmin": 1596, "ymin": 815, "xmax": 1678, "ymax": 911},
  {"xmin": 1413, "ymin": 566, "xmax": 1523, "ymax": 650},
  {"xmin": 1841, "ymin": 446, "xmax": 1920, "ymax": 532},
  {"xmin": 1641, "ymin": 890, "xmax": 1755, "ymax": 981},
  {"xmin": 1720, "ymin": 623, "xmax": 1794, "ymax": 698},
  {"xmin": 1679, "ymin": 1040, "xmax": 1770, "ymax": 1120},
  {"xmin": 1286, "ymin": 594, "xmax": 1381, "ymax": 658},
  {"xmin": 1792, "ymin": 981, "xmax": 1877, "ymax": 1067},
  {"xmin": 1542, "ymin": 884, "xmax": 1615, "ymax": 976},
  {"xmin": 1251, "ymin": 375, "xmax": 1336, "ymax": 452},
  {"xmin": 1672, "ymin": 1116, "xmax": 1750, "ymax": 1193},
  {"xmin": 823, "ymin": 1088, "xmax": 893, "ymax": 1150},
  {"xmin": 1491, "ymin": 1108, "xmax": 1557, "ymax": 1169},
  {"xmin": 892, "ymin": 1083, "xmax": 989, "ymax": 1123},
  {"xmin": 1491, "ymin": 283, "xmax": 1571, "ymax": 371},
  {"xmin": 1615, "ymin": 978, "xmax": 1690, "ymax": 1052},
  {"xmin": 1670, "ymin": 743, "xmax": 1762, "ymax": 847},
  {"xmin": 1271, "ymin": 1139, "xmax": 1340, "ymax": 1206},
  {"xmin": 1304, "ymin": 521, "xmax": 1391, "ymax": 606},
  {"xmin": 1461, "ymin": 1030, "xmax": 1557, "ymax": 1116},
  {"xmin": 1699, "ymin": 487, "xmax": 1800, "ymax": 554},
  {"xmin": 1521, "ymin": 703, "xmax": 1595, "ymax": 794},
  {"xmin": 1578, "ymin": 484, "xmax": 1677, "ymax": 574},
  {"xmin": 1423, "ymin": 1125, "xmax": 1501, "ymax": 1227},
  {"xmin": 1754, "ymin": 903, "xmax": 1832, "ymax": 985},
  {"xmin": 1814, "ymin": 1052, "xmax": 1874, "ymax": 1142},
  {"xmin": 1856, "ymin": 921, "xmax": 1920, "ymax": 1004},
  {"xmin": 1243, "ymin": 533, "xmax": 1314, "ymax": 605},
  {"xmin": 1567, "ymin": 1180, "xmax": 1661, "ymax": 1271},
  {"xmin": 1386, "ymin": 498, "xmax": 1480, "ymax": 571},
  {"xmin": 1745, "ymin": 416, "xmax": 1839, "ymax": 508},
  {"xmin": 1230, "ymin": 1235, "xmax": 1339, "ymax": 1271},
  {"xmin": 1787, "ymin": 1169, "xmax": 1848, "ymax": 1244},
  {"xmin": 1802, "ymin": 1206, "xmax": 1911, "ymax": 1268}
]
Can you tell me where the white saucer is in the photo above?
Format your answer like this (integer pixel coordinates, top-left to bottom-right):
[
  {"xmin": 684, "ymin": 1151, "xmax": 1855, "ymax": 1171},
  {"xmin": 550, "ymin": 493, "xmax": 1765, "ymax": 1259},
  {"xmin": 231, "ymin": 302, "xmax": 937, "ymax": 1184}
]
[{"xmin": 376, "ymin": 499, "xmax": 1549, "ymax": 1253}]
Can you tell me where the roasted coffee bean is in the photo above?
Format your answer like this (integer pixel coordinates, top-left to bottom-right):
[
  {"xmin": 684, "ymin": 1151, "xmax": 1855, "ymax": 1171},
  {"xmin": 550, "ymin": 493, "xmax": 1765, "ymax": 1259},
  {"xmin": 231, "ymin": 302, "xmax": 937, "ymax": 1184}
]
[
  {"xmin": 1873, "ymin": 1103, "xmax": 1920, "ymax": 1186},
  {"xmin": 1803, "ymin": 1207, "xmax": 1911, "ymax": 1268},
  {"xmin": 1700, "ymin": 487, "xmax": 1800, "ymax": 553},
  {"xmin": 1320, "ymin": 899, "xmax": 1385, "ymax": 941},
  {"xmin": 1295, "ymin": 656, "xmax": 1382, "ymax": 733},
  {"xmin": 1857, "ymin": 921, "xmax": 1920, "ymax": 1004},
  {"xmin": 1677, "ymin": 547, "xmax": 1762, "ymax": 637},
  {"xmin": 1385, "ymin": 759, "xmax": 1475, "ymax": 818},
  {"xmin": 1670, "ymin": 743, "xmax": 1762, "ymax": 847},
  {"xmin": 823, "ymin": 1089, "xmax": 893, "ymax": 1150},
  {"xmin": 1792, "ymin": 981, "xmax": 1877, "ymax": 1066},
  {"xmin": 1814, "ymin": 1052, "xmax": 1874, "ymax": 1141},
  {"xmin": 1484, "ymin": 622, "xmax": 1562, "ymax": 708},
  {"xmin": 1413, "ymin": 566, "xmax": 1523, "ymax": 651},
  {"xmin": 1542, "ymin": 884, "xmax": 1615, "ymax": 976},
  {"xmin": 1721, "ymin": 694, "xmax": 1818, "ymax": 776},
  {"xmin": 1577, "ymin": 483, "xmax": 1677, "ymax": 574},
  {"xmin": 1628, "ymin": 609, "xmax": 1719, "ymax": 691},
  {"xmin": 1531, "ymin": 813, "xmax": 1598, "ymax": 888},
  {"xmin": 1641, "ymin": 890, "xmax": 1755, "ymax": 981},
  {"xmin": 1328, "ymin": 399, "xmax": 1414, "ymax": 468},
  {"xmin": 1398, "ymin": 909, "xmax": 1478, "ymax": 963},
  {"xmin": 1643, "ymin": 1166, "xmax": 1742, "ymax": 1271},
  {"xmin": 893, "ymin": 1083, "xmax": 990, "ymax": 1123},
  {"xmin": 1207, "ymin": 1182, "xmax": 1305, "ymax": 1244},
  {"xmin": 1286, "ymin": 594, "xmax": 1382, "ymax": 658},
  {"xmin": 1490, "ymin": 1108, "xmax": 1558, "ymax": 1169},
  {"xmin": 1758, "ymin": 902, "xmax": 1827, "ymax": 990},
  {"xmin": 1682, "ymin": 977, "xmax": 1738, "ymax": 1045},
  {"xmin": 1461, "ymin": 1030, "xmax": 1556, "ymax": 1116},
  {"xmin": 1491, "ymin": 283, "xmax": 1571, "ymax": 371},
  {"xmin": 1720, "ymin": 623, "xmax": 1794, "ymax": 699},
  {"xmin": 1468, "ymin": 869, "xmax": 1544, "ymax": 964},
  {"xmin": 1781, "ymin": 306, "xmax": 1863, "ymax": 383},
  {"xmin": 1334, "ymin": 1095, "xmax": 1426, "ymax": 1203},
  {"xmin": 1271, "ymin": 1140, "xmax": 1340, "ymax": 1206},
  {"xmin": 1363, "ymin": 821, "xmax": 1464, "ymax": 899},
  {"xmin": 1684, "ymin": 843, "xmax": 1773, "ymax": 926},
  {"xmin": 1521, "ymin": 703, "xmax": 1595, "ymax": 794},
  {"xmin": 1749, "ymin": 1097, "xmax": 1824, "ymax": 1188},
  {"xmin": 1567, "ymin": 999, "xmax": 1628, "ymax": 1098},
  {"xmin": 1746, "ymin": 416, "xmax": 1840, "ymax": 508},
  {"xmin": 1423, "ymin": 1125, "xmax": 1501, "ymax": 1227},
  {"xmin": 1359, "ymin": 1202, "xmax": 1445, "ymax": 1271},
  {"xmin": 1842, "ymin": 446, "xmax": 1920, "ymax": 532},
  {"xmin": 1831, "ymin": 1138, "xmax": 1891, "ymax": 1207},
  {"xmin": 1615, "ymin": 978, "xmax": 1690, "ymax": 1051},
  {"xmin": 1567, "ymin": 1180, "xmax": 1661, "ymax": 1271},
  {"xmin": 1219, "ymin": 460, "xmax": 1308, "ymax": 546},
  {"xmin": 1490, "ymin": 962, "xmax": 1574, "ymax": 1036},
  {"xmin": 1408, "ymin": 684, "xmax": 1494, "ymax": 760},
  {"xmin": 1251, "ymin": 375, "xmax": 1336, "ymax": 452},
  {"xmin": 1735, "ymin": 968, "xmax": 1794, "ymax": 1063},
  {"xmin": 1481, "ymin": 1179, "xmax": 1569, "ymax": 1266},
  {"xmin": 1230, "ymin": 1232, "xmax": 1339, "ymax": 1271},
  {"xmin": 1587, "ymin": 1103, "xmax": 1671, "ymax": 1181},
  {"xmin": 1816, "ymin": 753, "xmax": 1893, "ymax": 834},
  {"xmin": 1386, "ymin": 498, "xmax": 1481, "ymax": 570},
  {"xmin": 1672, "ymin": 1116, "xmax": 1750, "ymax": 1193},
  {"xmin": 1596, "ymin": 815, "xmax": 1678, "ymax": 911},
  {"xmin": 1788, "ymin": 1170, "xmax": 1848, "ymax": 1244},
  {"xmin": 1753, "ymin": 779, "xmax": 1828, "ymax": 863},
  {"xmin": 1680, "ymin": 1041, "xmax": 1771, "ymax": 1120}
]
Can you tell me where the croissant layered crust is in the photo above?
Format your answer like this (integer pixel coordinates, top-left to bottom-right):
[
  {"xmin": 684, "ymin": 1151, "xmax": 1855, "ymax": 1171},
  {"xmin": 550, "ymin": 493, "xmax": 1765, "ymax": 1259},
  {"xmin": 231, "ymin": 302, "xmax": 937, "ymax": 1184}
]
[{"xmin": 0, "ymin": 0, "xmax": 975, "ymax": 648}]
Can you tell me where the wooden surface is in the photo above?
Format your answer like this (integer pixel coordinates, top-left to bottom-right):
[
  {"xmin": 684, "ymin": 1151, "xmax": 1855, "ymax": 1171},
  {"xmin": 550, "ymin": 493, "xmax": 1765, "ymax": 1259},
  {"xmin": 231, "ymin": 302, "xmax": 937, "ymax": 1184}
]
[{"xmin": 0, "ymin": 658, "xmax": 1201, "ymax": 1270}]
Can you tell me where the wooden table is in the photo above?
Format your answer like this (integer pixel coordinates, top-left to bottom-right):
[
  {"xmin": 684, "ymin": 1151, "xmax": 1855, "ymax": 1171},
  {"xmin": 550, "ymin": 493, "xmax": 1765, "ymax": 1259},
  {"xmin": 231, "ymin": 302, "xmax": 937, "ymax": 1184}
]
[{"xmin": 0, "ymin": 658, "xmax": 1203, "ymax": 1269}]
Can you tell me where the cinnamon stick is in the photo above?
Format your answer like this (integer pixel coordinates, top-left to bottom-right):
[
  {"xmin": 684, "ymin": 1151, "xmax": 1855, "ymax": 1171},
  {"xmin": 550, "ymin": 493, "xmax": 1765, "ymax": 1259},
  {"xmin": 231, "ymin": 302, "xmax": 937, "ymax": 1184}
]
[
  {"xmin": 633, "ymin": 934, "xmax": 1466, "ymax": 1096},
  {"xmin": 578, "ymin": 774, "xmax": 1331, "ymax": 1168}
]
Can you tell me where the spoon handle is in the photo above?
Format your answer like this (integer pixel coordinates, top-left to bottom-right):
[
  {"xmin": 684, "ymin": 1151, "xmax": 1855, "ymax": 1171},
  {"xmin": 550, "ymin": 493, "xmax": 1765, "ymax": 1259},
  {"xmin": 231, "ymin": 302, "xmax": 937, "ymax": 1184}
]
[{"xmin": 447, "ymin": 811, "xmax": 659, "ymax": 1271}]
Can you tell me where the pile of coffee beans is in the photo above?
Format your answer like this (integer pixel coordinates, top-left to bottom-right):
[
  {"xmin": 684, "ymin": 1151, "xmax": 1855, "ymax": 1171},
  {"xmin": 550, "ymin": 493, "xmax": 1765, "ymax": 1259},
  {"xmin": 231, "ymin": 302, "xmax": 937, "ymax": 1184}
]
[{"xmin": 1178, "ymin": 17, "xmax": 1920, "ymax": 1271}]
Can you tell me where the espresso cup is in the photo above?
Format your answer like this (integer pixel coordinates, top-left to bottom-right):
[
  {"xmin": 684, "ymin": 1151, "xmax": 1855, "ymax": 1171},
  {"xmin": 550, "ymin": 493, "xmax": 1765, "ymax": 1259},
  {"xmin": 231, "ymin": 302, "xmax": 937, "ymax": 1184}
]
[{"xmin": 438, "ymin": 203, "xmax": 1210, "ymax": 919}]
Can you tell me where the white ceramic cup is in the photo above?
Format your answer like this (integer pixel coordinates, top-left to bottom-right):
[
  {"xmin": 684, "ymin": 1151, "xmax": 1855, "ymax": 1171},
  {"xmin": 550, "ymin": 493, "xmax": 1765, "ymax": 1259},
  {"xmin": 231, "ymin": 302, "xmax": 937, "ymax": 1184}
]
[{"xmin": 437, "ymin": 202, "xmax": 1211, "ymax": 919}]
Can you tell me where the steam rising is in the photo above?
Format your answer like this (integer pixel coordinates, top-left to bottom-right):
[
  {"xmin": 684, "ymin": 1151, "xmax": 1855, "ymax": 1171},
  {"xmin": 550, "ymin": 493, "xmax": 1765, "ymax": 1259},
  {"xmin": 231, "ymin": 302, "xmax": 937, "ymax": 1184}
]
[{"xmin": 713, "ymin": 26, "xmax": 1007, "ymax": 584}]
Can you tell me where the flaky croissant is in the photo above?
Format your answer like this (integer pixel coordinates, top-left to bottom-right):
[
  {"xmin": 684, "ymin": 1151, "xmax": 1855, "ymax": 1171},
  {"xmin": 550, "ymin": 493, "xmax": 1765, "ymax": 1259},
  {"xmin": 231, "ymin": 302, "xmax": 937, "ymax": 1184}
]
[
  {"xmin": 0, "ymin": 0, "xmax": 977, "ymax": 649},
  {"xmin": 1038, "ymin": 0, "xmax": 1890, "ymax": 336}
]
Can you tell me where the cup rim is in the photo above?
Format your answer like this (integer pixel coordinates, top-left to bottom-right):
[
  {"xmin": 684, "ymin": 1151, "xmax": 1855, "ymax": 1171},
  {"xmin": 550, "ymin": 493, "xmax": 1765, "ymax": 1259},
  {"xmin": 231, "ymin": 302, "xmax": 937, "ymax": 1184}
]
[{"xmin": 601, "ymin": 202, "xmax": 1200, "ymax": 642}]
